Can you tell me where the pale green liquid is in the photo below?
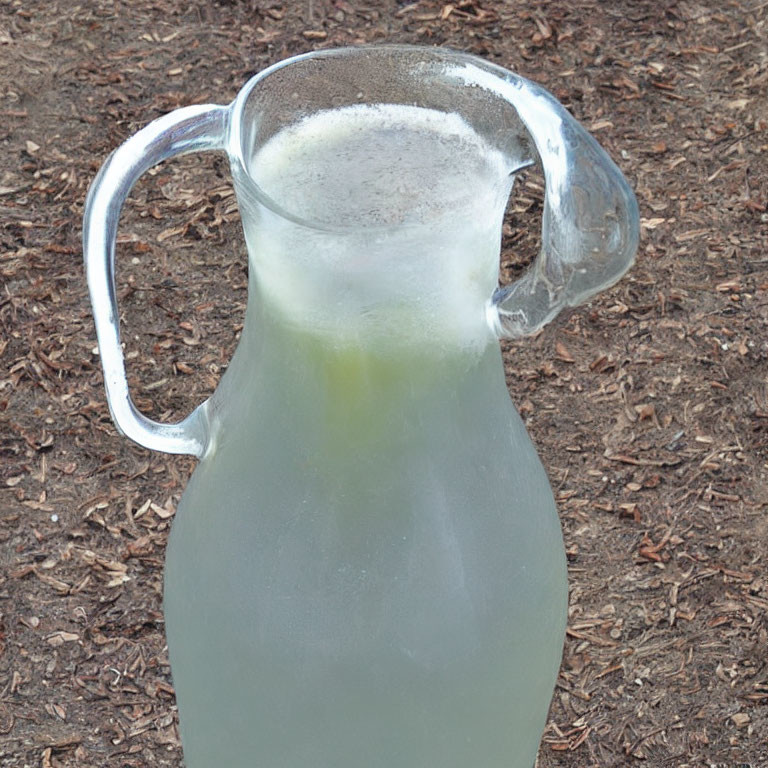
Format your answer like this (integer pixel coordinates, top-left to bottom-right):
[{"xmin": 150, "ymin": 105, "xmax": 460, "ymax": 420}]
[{"xmin": 163, "ymin": 106, "xmax": 568, "ymax": 768}]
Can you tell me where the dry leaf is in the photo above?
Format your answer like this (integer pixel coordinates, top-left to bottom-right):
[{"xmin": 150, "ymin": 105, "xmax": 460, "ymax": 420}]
[
  {"xmin": 47, "ymin": 630, "xmax": 79, "ymax": 646},
  {"xmin": 150, "ymin": 501, "xmax": 175, "ymax": 519},
  {"xmin": 555, "ymin": 342, "xmax": 575, "ymax": 363}
]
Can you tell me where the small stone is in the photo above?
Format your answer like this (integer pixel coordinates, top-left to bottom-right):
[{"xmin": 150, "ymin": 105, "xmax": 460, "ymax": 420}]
[{"xmin": 731, "ymin": 712, "xmax": 750, "ymax": 728}]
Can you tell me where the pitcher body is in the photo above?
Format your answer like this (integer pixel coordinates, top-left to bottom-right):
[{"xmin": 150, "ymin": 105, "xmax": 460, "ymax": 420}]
[
  {"xmin": 164, "ymin": 297, "xmax": 568, "ymax": 768},
  {"xmin": 83, "ymin": 45, "xmax": 638, "ymax": 768}
]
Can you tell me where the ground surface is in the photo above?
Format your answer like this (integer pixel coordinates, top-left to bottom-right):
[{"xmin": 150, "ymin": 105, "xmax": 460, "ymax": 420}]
[{"xmin": 1, "ymin": 0, "xmax": 767, "ymax": 766}]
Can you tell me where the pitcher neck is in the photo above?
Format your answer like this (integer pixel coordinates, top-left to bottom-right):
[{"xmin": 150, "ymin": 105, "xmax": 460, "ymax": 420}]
[
  {"xmin": 209, "ymin": 280, "xmax": 508, "ymax": 458},
  {"xmin": 248, "ymin": 275, "xmax": 499, "ymax": 367}
]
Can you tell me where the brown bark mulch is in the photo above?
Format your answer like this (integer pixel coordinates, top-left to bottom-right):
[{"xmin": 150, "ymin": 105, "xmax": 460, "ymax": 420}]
[{"xmin": 1, "ymin": 1, "xmax": 767, "ymax": 766}]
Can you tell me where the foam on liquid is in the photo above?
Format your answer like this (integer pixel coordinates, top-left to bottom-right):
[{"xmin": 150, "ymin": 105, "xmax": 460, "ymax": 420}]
[{"xmin": 249, "ymin": 103, "xmax": 512, "ymax": 228}]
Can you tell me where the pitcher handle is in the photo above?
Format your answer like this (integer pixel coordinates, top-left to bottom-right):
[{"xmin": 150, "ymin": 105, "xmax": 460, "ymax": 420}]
[
  {"xmin": 483, "ymin": 73, "xmax": 639, "ymax": 338},
  {"xmin": 83, "ymin": 104, "xmax": 229, "ymax": 457}
]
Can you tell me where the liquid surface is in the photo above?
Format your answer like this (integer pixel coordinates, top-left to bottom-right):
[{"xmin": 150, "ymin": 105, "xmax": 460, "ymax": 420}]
[{"xmin": 249, "ymin": 103, "xmax": 512, "ymax": 228}]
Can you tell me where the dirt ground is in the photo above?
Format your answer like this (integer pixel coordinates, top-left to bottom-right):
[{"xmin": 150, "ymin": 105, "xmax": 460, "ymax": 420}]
[{"xmin": 1, "ymin": 0, "xmax": 767, "ymax": 766}]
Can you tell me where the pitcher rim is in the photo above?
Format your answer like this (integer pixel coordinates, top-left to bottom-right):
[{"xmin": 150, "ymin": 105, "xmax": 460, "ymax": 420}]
[{"xmin": 226, "ymin": 44, "xmax": 526, "ymax": 234}]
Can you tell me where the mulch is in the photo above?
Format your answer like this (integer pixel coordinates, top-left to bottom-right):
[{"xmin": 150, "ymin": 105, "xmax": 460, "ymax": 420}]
[{"xmin": 1, "ymin": 0, "xmax": 767, "ymax": 765}]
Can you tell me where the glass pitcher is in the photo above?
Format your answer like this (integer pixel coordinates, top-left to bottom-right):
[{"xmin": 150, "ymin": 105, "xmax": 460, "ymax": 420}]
[{"xmin": 83, "ymin": 46, "xmax": 638, "ymax": 768}]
